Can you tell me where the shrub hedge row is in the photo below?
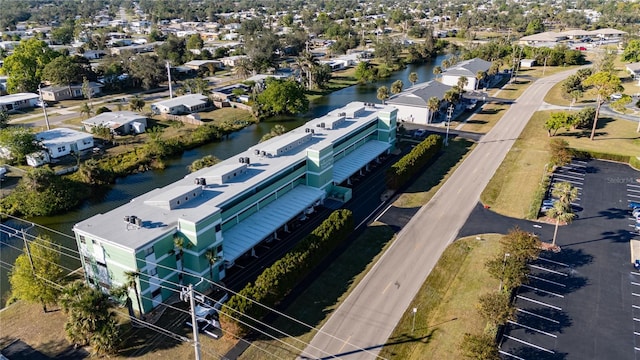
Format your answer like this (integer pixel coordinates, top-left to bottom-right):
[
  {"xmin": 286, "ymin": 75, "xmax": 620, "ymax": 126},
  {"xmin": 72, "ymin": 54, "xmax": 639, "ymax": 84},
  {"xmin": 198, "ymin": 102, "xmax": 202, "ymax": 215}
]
[
  {"xmin": 385, "ymin": 134, "xmax": 442, "ymax": 189},
  {"xmin": 221, "ymin": 209, "xmax": 354, "ymax": 333},
  {"xmin": 572, "ymin": 148, "xmax": 638, "ymax": 169}
]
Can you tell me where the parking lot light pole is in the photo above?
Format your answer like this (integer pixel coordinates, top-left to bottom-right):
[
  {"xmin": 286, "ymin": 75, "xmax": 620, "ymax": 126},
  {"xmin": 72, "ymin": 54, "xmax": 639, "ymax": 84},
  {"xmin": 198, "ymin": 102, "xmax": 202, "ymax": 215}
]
[
  {"xmin": 411, "ymin": 307, "xmax": 417, "ymax": 333},
  {"xmin": 498, "ymin": 253, "xmax": 511, "ymax": 292}
]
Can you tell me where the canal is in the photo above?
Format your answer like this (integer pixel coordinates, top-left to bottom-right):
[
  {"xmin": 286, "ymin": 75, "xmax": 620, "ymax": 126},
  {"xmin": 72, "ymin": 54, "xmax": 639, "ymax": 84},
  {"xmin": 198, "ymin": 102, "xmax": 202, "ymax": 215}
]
[{"xmin": 0, "ymin": 55, "xmax": 445, "ymax": 306}]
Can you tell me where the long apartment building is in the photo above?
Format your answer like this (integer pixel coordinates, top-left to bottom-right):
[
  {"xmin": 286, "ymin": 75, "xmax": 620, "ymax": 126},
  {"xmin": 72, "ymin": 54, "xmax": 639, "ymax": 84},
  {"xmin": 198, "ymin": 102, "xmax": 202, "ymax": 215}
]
[{"xmin": 73, "ymin": 102, "xmax": 397, "ymax": 314}]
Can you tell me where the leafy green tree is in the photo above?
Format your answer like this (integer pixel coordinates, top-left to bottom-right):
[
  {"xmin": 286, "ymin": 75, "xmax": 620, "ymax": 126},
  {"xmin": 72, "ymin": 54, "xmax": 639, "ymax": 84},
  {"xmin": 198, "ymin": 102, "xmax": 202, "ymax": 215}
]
[
  {"xmin": 390, "ymin": 80, "xmax": 404, "ymax": 95},
  {"xmin": 611, "ymin": 94, "xmax": 633, "ymax": 112},
  {"xmin": 189, "ymin": 154, "xmax": 221, "ymax": 172},
  {"xmin": 0, "ymin": 38, "xmax": 60, "ymax": 93},
  {"xmin": 354, "ymin": 61, "xmax": 376, "ymax": 83},
  {"xmin": 60, "ymin": 281, "xmax": 121, "ymax": 355},
  {"xmin": 409, "ymin": 72, "xmax": 418, "ymax": 86},
  {"xmin": 461, "ymin": 333, "xmax": 500, "ymax": 360},
  {"xmin": 244, "ymin": 30, "xmax": 280, "ymax": 73},
  {"xmin": 42, "ymin": 56, "xmax": 84, "ymax": 90},
  {"xmin": 183, "ymin": 77, "xmax": 209, "ymax": 95},
  {"xmin": 169, "ymin": 234, "xmax": 193, "ymax": 284},
  {"xmin": 582, "ymin": 71, "xmax": 623, "ymax": 140},
  {"xmin": 500, "ymin": 227, "xmax": 541, "ymax": 263},
  {"xmin": 457, "ymin": 76, "xmax": 469, "ymax": 91},
  {"xmin": 312, "ymin": 64, "xmax": 332, "ymax": 89},
  {"xmin": 80, "ymin": 102, "xmax": 93, "ymax": 118},
  {"xmin": 477, "ymin": 292, "xmax": 515, "ymax": 325},
  {"xmin": 374, "ymin": 36, "xmax": 402, "ymax": 67},
  {"xmin": 552, "ymin": 181, "xmax": 579, "ymax": 207},
  {"xmin": 486, "ymin": 254, "xmax": 529, "ymax": 292},
  {"xmin": 549, "ymin": 138, "xmax": 573, "ymax": 167},
  {"xmin": 95, "ymin": 106, "xmax": 111, "ymax": 114},
  {"xmin": 525, "ymin": 18, "xmax": 545, "ymax": 35},
  {"xmin": 78, "ymin": 159, "xmax": 112, "ymax": 185},
  {"xmin": 377, "ymin": 86, "xmax": 390, "ymax": 104},
  {"xmin": 0, "ymin": 127, "xmax": 38, "ymax": 165},
  {"xmin": 156, "ymin": 34, "xmax": 187, "ymax": 64},
  {"xmin": 9, "ymin": 235, "xmax": 64, "ymax": 312},
  {"xmin": 256, "ymin": 78, "xmax": 309, "ymax": 117},
  {"xmin": 51, "ymin": 21, "xmax": 75, "ymax": 45},
  {"xmin": 128, "ymin": 96, "xmax": 146, "ymax": 112},
  {"xmin": 622, "ymin": 39, "xmax": 640, "ymax": 63},
  {"xmin": 186, "ymin": 34, "xmax": 204, "ymax": 50},
  {"xmin": 544, "ymin": 112, "xmax": 571, "ymax": 136},
  {"xmin": 128, "ymin": 55, "xmax": 167, "ymax": 90}
]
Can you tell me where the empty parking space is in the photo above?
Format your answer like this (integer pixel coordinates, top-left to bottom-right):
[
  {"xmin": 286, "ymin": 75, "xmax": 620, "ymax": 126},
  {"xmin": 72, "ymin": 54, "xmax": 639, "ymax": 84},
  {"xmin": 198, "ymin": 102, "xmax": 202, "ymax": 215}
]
[{"xmin": 500, "ymin": 257, "xmax": 570, "ymax": 359}]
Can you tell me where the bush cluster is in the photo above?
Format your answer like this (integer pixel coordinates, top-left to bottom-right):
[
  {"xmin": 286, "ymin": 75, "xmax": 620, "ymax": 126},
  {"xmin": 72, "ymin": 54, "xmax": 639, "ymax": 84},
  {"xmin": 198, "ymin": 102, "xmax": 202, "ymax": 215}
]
[
  {"xmin": 385, "ymin": 134, "xmax": 442, "ymax": 189},
  {"xmin": 221, "ymin": 209, "xmax": 353, "ymax": 333}
]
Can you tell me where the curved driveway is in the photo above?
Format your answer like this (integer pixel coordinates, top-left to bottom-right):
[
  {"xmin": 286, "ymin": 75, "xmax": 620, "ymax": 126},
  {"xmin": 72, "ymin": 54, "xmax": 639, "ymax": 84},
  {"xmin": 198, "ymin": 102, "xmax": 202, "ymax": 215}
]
[{"xmin": 300, "ymin": 70, "xmax": 580, "ymax": 360}]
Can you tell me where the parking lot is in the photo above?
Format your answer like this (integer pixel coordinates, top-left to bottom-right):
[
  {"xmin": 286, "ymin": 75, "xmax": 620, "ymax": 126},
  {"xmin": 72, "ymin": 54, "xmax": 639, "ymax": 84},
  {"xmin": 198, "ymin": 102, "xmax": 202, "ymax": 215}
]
[{"xmin": 496, "ymin": 159, "xmax": 640, "ymax": 360}]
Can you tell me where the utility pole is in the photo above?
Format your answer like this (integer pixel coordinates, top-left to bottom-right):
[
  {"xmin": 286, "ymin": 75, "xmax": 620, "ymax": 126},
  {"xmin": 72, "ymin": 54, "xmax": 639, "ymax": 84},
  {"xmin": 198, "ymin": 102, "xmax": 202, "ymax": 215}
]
[
  {"xmin": 445, "ymin": 105, "xmax": 453, "ymax": 146},
  {"xmin": 166, "ymin": 61, "xmax": 173, "ymax": 99},
  {"xmin": 37, "ymin": 83, "xmax": 50, "ymax": 130},
  {"xmin": 188, "ymin": 284, "xmax": 201, "ymax": 360},
  {"xmin": 411, "ymin": 307, "xmax": 417, "ymax": 333}
]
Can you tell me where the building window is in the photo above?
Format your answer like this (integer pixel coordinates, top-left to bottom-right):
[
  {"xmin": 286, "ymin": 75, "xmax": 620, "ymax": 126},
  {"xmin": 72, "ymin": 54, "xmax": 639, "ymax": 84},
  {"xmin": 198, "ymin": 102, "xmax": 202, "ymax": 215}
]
[
  {"xmin": 217, "ymin": 245, "xmax": 223, "ymax": 253},
  {"xmin": 151, "ymin": 288, "xmax": 161, "ymax": 298},
  {"xmin": 218, "ymin": 265, "xmax": 224, "ymax": 272},
  {"xmin": 215, "ymin": 224, "xmax": 221, "ymax": 232},
  {"xmin": 144, "ymin": 246, "xmax": 154, "ymax": 257},
  {"xmin": 57, "ymin": 146, "xmax": 66, "ymax": 152},
  {"xmin": 79, "ymin": 235, "xmax": 86, "ymax": 244},
  {"xmin": 148, "ymin": 267, "xmax": 157, "ymax": 276}
]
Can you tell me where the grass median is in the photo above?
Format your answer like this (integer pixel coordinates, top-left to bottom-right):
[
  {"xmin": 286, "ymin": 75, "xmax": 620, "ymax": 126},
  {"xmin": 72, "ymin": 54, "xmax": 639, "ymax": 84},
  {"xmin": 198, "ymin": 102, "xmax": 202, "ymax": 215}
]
[
  {"xmin": 377, "ymin": 234, "xmax": 502, "ymax": 360},
  {"xmin": 481, "ymin": 110, "xmax": 639, "ymax": 218}
]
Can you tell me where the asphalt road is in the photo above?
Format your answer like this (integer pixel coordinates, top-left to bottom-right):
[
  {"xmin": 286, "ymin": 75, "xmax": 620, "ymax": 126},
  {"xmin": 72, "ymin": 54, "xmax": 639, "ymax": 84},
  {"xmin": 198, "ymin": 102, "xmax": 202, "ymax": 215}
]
[{"xmin": 300, "ymin": 69, "xmax": 582, "ymax": 359}]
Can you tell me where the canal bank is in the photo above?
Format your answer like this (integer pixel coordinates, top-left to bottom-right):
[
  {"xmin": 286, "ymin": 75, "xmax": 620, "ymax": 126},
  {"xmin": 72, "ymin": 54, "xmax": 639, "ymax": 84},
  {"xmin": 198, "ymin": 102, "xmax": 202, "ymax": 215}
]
[{"xmin": 0, "ymin": 55, "xmax": 445, "ymax": 307}]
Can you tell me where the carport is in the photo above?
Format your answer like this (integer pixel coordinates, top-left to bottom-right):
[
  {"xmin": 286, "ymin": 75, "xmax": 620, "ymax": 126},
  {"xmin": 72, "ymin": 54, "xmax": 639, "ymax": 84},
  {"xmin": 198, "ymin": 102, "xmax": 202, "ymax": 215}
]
[
  {"xmin": 332, "ymin": 140, "xmax": 390, "ymax": 184},
  {"xmin": 222, "ymin": 185, "xmax": 325, "ymax": 263}
]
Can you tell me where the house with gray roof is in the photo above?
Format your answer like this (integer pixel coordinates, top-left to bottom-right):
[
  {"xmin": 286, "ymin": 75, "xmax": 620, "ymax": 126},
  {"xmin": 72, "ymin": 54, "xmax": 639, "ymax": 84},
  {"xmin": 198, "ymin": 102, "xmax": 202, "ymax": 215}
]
[
  {"xmin": 82, "ymin": 111, "xmax": 147, "ymax": 135},
  {"xmin": 387, "ymin": 80, "xmax": 453, "ymax": 124},
  {"xmin": 441, "ymin": 58, "xmax": 492, "ymax": 91}
]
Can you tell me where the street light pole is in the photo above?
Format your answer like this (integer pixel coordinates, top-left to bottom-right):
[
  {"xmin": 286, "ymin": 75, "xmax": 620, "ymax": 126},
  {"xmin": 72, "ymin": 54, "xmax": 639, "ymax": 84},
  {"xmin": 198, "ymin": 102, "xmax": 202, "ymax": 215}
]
[
  {"xmin": 445, "ymin": 105, "xmax": 453, "ymax": 146},
  {"xmin": 38, "ymin": 83, "xmax": 50, "ymax": 130},
  {"xmin": 498, "ymin": 253, "xmax": 511, "ymax": 292},
  {"xmin": 411, "ymin": 307, "xmax": 417, "ymax": 333}
]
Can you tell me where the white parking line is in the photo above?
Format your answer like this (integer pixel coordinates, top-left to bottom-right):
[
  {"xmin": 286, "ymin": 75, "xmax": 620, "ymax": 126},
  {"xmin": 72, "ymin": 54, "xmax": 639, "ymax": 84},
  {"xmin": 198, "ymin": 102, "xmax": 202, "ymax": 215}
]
[
  {"xmin": 628, "ymin": 189, "xmax": 640, "ymax": 193},
  {"xmin": 528, "ymin": 274, "xmax": 566, "ymax": 287},
  {"xmin": 508, "ymin": 320, "xmax": 557, "ymax": 338},
  {"xmin": 503, "ymin": 335, "xmax": 555, "ymax": 354},
  {"xmin": 529, "ymin": 264, "xmax": 568, "ymax": 276},
  {"xmin": 634, "ymin": 332, "xmax": 640, "ymax": 336},
  {"xmin": 551, "ymin": 179, "xmax": 583, "ymax": 189},
  {"xmin": 633, "ymin": 318, "xmax": 640, "ymax": 322},
  {"xmin": 631, "ymin": 272, "xmax": 640, "ymax": 276},
  {"xmin": 635, "ymin": 347, "xmax": 640, "ymax": 351},
  {"xmin": 517, "ymin": 308, "xmax": 560, "ymax": 324},
  {"xmin": 631, "ymin": 282, "xmax": 640, "ymax": 286},
  {"xmin": 629, "ymin": 194, "xmax": 640, "ymax": 199},
  {"xmin": 516, "ymin": 295, "xmax": 562, "ymax": 310},
  {"xmin": 633, "ymin": 305, "xmax": 640, "ymax": 309},
  {"xmin": 553, "ymin": 173, "xmax": 584, "ymax": 181},
  {"xmin": 632, "ymin": 293, "xmax": 640, "ymax": 297},
  {"xmin": 537, "ymin": 257, "xmax": 569, "ymax": 267},
  {"xmin": 499, "ymin": 350, "xmax": 526, "ymax": 360},
  {"xmin": 521, "ymin": 284, "xmax": 564, "ymax": 298},
  {"xmin": 628, "ymin": 184, "xmax": 640, "ymax": 189}
]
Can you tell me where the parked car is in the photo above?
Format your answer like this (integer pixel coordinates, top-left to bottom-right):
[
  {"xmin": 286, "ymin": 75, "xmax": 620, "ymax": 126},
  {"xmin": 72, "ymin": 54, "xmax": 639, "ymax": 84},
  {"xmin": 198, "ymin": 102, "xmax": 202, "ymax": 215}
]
[
  {"xmin": 630, "ymin": 201, "xmax": 640, "ymax": 210},
  {"xmin": 541, "ymin": 205, "xmax": 554, "ymax": 213},
  {"xmin": 414, "ymin": 129, "xmax": 428, "ymax": 139},
  {"xmin": 610, "ymin": 93, "xmax": 623, "ymax": 101},
  {"xmin": 542, "ymin": 199, "xmax": 557, "ymax": 207},
  {"xmin": 185, "ymin": 317, "xmax": 221, "ymax": 339}
]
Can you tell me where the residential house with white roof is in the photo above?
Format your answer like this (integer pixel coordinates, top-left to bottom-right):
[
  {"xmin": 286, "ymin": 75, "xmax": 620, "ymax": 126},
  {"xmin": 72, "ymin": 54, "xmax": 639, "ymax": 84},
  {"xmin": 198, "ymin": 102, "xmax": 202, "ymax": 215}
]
[
  {"xmin": 0, "ymin": 93, "xmax": 39, "ymax": 112},
  {"xmin": 387, "ymin": 80, "xmax": 453, "ymax": 124},
  {"xmin": 82, "ymin": 111, "xmax": 147, "ymax": 135},
  {"xmin": 36, "ymin": 128, "xmax": 94, "ymax": 158},
  {"xmin": 151, "ymin": 94, "xmax": 210, "ymax": 115},
  {"xmin": 441, "ymin": 58, "xmax": 492, "ymax": 91}
]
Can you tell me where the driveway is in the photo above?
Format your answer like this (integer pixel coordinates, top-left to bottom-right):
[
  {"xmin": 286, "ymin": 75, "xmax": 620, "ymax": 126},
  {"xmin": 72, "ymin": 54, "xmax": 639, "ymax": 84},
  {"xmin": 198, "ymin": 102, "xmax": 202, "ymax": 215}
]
[{"xmin": 300, "ymin": 69, "xmax": 583, "ymax": 359}]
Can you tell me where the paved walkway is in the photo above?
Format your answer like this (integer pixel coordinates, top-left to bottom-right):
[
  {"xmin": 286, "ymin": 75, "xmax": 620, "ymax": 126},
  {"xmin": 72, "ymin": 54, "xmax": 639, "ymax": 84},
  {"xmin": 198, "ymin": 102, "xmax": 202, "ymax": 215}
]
[{"xmin": 300, "ymin": 69, "xmax": 581, "ymax": 360}]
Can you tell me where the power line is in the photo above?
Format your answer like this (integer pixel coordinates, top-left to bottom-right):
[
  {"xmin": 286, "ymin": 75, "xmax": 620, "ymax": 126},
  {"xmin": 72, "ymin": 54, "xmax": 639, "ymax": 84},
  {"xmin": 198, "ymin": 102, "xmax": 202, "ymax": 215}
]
[{"xmin": 1, "ymin": 213, "xmax": 387, "ymax": 359}]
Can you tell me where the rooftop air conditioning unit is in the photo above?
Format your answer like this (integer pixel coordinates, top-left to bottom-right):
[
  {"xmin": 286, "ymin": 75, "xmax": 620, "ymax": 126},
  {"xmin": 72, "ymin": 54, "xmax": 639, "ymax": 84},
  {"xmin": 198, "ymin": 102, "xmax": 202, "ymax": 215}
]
[
  {"xmin": 320, "ymin": 122, "xmax": 325, "ymax": 128},
  {"xmin": 244, "ymin": 157, "xmax": 250, "ymax": 165},
  {"xmin": 254, "ymin": 149, "xmax": 260, "ymax": 155},
  {"xmin": 239, "ymin": 157, "xmax": 245, "ymax": 163}
]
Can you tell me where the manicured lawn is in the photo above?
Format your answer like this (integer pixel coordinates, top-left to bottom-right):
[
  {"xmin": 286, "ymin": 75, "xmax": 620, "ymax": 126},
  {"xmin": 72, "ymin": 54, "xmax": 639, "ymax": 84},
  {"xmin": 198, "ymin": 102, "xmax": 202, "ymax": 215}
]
[
  {"xmin": 377, "ymin": 234, "xmax": 502, "ymax": 360},
  {"xmin": 461, "ymin": 103, "xmax": 509, "ymax": 133},
  {"xmin": 195, "ymin": 107, "xmax": 255, "ymax": 124},
  {"xmin": 394, "ymin": 138, "xmax": 475, "ymax": 208},
  {"xmin": 481, "ymin": 110, "xmax": 639, "ymax": 218}
]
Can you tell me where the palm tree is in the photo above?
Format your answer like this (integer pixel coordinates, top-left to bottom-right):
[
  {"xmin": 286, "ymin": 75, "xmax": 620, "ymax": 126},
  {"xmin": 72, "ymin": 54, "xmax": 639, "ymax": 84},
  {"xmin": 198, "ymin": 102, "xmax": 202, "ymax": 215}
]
[
  {"xmin": 427, "ymin": 96, "xmax": 440, "ymax": 123},
  {"xmin": 205, "ymin": 248, "xmax": 221, "ymax": 284},
  {"xmin": 551, "ymin": 181, "xmax": 579, "ymax": 207},
  {"xmin": 390, "ymin": 80, "xmax": 404, "ymax": 95},
  {"xmin": 377, "ymin": 86, "xmax": 390, "ymax": 104},
  {"xmin": 547, "ymin": 202, "xmax": 576, "ymax": 247},
  {"xmin": 441, "ymin": 59, "xmax": 450, "ymax": 70},
  {"xmin": 233, "ymin": 57, "xmax": 253, "ymax": 79},
  {"xmin": 443, "ymin": 88, "xmax": 460, "ymax": 106},
  {"xmin": 433, "ymin": 66, "xmax": 442, "ymax": 79},
  {"xmin": 293, "ymin": 51, "xmax": 319, "ymax": 90},
  {"xmin": 169, "ymin": 234, "xmax": 192, "ymax": 284},
  {"xmin": 124, "ymin": 270, "xmax": 143, "ymax": 319},
  {"xmin": 409, "ymin": 72, "xmax": 418, "ymax": 86},
  {"xmin": 80, "ymin": 102, "xmax": 93, "ymax": 119},
  {"xmin": 475, "ymin": 71, "xmax": 486, "ymax": 90},
  {"xmin": 457, "ymin": 76, "xmax": 469, "ymax": 91}
]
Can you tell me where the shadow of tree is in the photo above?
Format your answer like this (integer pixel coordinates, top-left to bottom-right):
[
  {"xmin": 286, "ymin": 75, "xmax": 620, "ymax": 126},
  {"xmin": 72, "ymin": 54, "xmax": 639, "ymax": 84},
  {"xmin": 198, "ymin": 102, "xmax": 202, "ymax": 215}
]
[
  {"xmin": 515, "ymin": 307, "xmax": 572, "ymax": 334},
  {"xmin": 504, "ymin": 346, "xmax": 568, "ymax": 360}
]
